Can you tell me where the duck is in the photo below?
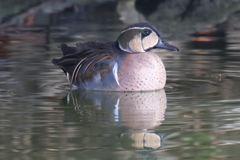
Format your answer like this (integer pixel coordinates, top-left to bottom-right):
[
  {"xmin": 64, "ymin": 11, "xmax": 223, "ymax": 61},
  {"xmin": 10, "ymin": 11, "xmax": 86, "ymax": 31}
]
[{"xmin": 52, "ymin": 22, "xmax": 179, "ymax": 91}]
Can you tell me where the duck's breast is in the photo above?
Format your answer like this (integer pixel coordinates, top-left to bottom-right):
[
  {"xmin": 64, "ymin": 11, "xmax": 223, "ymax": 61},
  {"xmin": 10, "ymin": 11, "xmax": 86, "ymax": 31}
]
[{"xmin": 117, "ymin": 52, "xmax": 166, "ymax": 91}]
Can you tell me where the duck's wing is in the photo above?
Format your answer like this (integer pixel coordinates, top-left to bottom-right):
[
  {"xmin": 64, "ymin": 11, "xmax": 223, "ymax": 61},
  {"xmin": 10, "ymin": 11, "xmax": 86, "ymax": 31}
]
[{"xmin": 52, "ymin": 42, "xmax": 117, "ymax": 86}]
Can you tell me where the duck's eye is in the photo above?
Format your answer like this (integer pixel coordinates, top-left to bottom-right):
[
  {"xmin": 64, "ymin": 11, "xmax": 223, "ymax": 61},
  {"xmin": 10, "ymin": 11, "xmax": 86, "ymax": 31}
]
[{"xmin": 142, "ymin": 29, "xmax": 152, "ymax": 37}]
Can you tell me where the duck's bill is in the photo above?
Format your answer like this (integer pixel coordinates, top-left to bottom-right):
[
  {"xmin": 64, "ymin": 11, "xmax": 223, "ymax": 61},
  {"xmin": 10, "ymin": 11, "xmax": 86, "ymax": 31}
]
[{"xmin": 156, "ymin": 40, "xmax": 179, "ymax": 51}]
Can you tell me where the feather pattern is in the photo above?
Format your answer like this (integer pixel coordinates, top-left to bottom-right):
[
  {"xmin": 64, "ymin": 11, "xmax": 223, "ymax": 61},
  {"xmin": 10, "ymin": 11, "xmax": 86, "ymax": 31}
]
[{"xmin": 52, "ymin": 42, "xmax": 116, "ymax": 87}]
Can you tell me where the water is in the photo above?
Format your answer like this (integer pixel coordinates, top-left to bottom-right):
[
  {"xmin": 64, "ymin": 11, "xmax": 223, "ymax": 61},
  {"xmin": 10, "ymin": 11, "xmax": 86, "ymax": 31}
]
[{"xmin": 1, "ymin": 0, "xmax": 240, "ymax": 160}]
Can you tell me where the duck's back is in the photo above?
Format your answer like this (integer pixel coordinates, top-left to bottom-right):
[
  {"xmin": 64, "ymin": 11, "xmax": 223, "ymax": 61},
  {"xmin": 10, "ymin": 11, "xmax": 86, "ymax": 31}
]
[{"xmin": 52, "ymin": 42, "xmax": 121, "ymax": 90}]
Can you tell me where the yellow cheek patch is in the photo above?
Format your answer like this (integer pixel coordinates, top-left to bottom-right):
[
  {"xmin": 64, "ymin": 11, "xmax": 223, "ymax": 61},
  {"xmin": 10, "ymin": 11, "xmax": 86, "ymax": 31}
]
[
  {"xmin": 129, "ymin": 34, "xmax": 145, "ymax": 53},
  {"xmin": 142, "ymin": 32, "xmax": 158, "ymax": 50}
]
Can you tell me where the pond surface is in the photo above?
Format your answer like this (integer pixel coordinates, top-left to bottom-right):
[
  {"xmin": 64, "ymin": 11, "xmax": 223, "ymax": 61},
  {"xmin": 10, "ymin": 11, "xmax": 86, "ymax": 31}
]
[{"xmin": 1, "ymin": 1, "xmax": 240, "ymax": 160}]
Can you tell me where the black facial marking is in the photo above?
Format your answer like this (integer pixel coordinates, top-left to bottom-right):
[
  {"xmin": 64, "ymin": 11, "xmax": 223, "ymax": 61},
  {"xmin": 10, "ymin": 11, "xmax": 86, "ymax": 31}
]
[{"xmin": 141, "ymin": 29, "xmax": 152, "ymax": 38}]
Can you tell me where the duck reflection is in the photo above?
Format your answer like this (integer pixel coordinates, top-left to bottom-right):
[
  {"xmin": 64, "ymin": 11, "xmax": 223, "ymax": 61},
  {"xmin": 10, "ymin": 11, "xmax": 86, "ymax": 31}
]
[{"xmin": 63, "ymin": 89, "xmax": 168, "ymax": 150}]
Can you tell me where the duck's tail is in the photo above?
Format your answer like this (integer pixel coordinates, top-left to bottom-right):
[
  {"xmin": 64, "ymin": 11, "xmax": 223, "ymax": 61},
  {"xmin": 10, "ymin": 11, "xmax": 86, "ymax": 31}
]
[{"xmin": 60, "ymin": 44, "xmax": 77, "ymax": 56}]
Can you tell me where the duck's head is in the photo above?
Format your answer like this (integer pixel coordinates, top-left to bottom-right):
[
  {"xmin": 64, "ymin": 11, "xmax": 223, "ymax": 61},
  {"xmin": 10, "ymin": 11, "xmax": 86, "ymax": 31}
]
[{"xmin": 117, "ymin": 22, "xmax": 179, "ymax": 53}]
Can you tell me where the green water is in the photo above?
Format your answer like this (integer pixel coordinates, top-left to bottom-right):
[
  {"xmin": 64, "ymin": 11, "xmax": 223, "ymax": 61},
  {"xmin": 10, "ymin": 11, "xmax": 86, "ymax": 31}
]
[{"xmin": 1, "ymin": 1, "xmax": 240, "ymax": 160}]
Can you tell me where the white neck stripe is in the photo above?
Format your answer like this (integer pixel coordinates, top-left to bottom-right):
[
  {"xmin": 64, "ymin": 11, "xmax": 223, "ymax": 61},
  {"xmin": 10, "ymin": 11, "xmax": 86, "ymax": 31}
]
[{"xmin": 121, "ymin": 27, "xmax": 152, "ymax": 33}]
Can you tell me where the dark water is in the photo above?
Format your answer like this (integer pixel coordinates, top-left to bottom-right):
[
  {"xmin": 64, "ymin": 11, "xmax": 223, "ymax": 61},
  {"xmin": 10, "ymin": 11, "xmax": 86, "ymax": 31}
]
[{"xmin": 1, "ymin": 0, "xmax": 240, "ymax": 160}]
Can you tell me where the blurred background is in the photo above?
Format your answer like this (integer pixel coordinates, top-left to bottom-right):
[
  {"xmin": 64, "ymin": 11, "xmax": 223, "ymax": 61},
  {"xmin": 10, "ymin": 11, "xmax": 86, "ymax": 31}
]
[{"xmin": 1, "ymin": 0, "xmax": 240, "ymax": 160}]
